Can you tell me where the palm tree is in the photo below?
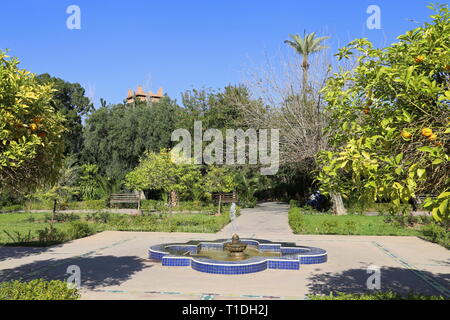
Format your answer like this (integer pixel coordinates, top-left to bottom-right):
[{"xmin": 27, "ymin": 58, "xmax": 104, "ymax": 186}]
[{"xmin": 284, "ymin": 32, "xmax": 329, "ymax": 90}]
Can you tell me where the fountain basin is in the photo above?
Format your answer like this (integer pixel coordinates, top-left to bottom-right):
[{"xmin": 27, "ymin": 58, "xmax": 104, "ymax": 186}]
[{"xmin": 149, "ymin": 238, "xmax": 327, "ymax": 274}]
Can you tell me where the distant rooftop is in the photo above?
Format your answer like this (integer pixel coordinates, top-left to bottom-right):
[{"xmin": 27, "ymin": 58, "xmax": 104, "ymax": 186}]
[{"xmin": 126, "ymin": 86, "xmax": 163, "ymax": 103}]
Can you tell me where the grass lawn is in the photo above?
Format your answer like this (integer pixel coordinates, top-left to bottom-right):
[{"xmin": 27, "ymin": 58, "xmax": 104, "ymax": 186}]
[
  {"xmin": 0, "ymin": 210, "xmax": 232, "ymax": 246},
  {"xmin": 289, "ymin": 207, "xmax": 422, "ymax": 236}
]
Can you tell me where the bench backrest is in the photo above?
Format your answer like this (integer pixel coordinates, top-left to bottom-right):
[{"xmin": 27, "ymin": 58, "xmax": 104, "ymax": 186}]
[
  {"xmin": 212, "ymin": 192, "xmax": 238, "ymax": 203},
  {"xmin": 109, "ymin": 194, "xmax": 140, "ymax": 203}
]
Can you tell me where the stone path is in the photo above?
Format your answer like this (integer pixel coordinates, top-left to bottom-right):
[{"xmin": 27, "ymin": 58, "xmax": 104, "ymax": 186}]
[
  {"xmin": 0, "ymin": 202, "xmax": 449, "ymax": 300},
  {"xmin": 218, "ymin": 202, "xmax": 293, "ymax": 237}
]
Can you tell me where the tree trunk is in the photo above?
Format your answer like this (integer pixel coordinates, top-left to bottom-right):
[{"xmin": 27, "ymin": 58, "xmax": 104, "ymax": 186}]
[
  {"xmin": 331, "ymin": 192, "xmax": 347, "ymax": 215},
  {"xmin": 169, "ymin": 190, "xmax": 178, "ymax": 208},
  {"xmin": 52, "ymin": 199, "xmax": 57, "ymax": 223},
  {"xmin": 218, "ymin": 194, "xmax": 222, "ymax": 215}
]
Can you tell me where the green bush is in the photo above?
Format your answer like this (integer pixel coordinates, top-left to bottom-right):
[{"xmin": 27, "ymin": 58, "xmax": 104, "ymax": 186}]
[
  {"xmin": 66, "ymin": 221, "xmax": 94, "ymax": 240},
  {"xmin": 0, "ymin": 204, "xmax": 23, "ymax": 213},
  {"xmin": 289, "ymin": 200, "xmax": 299, "ymax": 208},
  {"xmin": 37, "ymin": 225, "xmax": 66, "ymax": 244},
  {"xmin": 0, "ymin": 279, "xmax": 80, "ymax": 300},
  {"xmin": 44, "ymin": 212, "xmax": 80, "ymax": 223},
  {"xmin": 420, "ymin": 223, "xmax": 450, "ymax": 249},
  {"xmin": 307, "ymin": 291, "xmax": 446, "ymax": 300},
  {"xmin": 288, "ymin": 207, "xmax": 305, "ymax": 233},
  {"xmin": 86, "ymin": 212, "xmax": 111, "ymax": 224}
]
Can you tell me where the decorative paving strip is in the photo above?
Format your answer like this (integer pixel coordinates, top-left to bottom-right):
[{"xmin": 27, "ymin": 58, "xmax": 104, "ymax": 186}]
[
  {"xmin": 86, "ymin": 288, "xmax": 304, "ymax": 300},
  {"xmin": 372, "ymin": 241, "xmax": 450, "ymax": 298}
]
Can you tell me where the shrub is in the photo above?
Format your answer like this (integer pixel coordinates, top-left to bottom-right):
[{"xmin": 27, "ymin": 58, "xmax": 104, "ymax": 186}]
[
  {"xmin": 307, "ymin": 291, "xmax": 445, "ymax": 300},
  {"xmin": 420, "ymin": 223, "xmax": 450, "ymax": 249},
  {"xmin": 66, "ymin": 221, "xmax": 94, "ymax": 240},
  {"xmin": 37, "ymin": 225, "xmax": 66, "ymax": 244},
  {"xmin": 0, "ymin": 279, "xmax": 80, "ymax": 300},
  {"xmin": 43, "ymin": 213, "xmax": 79, "ymax": 223},
  {"xmin": 2, "ymin": 230, "xmax": 33, "ymax": 244},
  {"xmin": 86, "ymin": 212, "xmax": 111, "ymax": 224},
  {"xmin": 288, "ymin": 207, "xmax": 305, "ymax": 233},
  {"xmin": 289, "ymin": 200, "xmax": 299, "ymax": 208},
  {"xmin": 0, "ymin": 204, "xmax": 23, "ymax": 213}
]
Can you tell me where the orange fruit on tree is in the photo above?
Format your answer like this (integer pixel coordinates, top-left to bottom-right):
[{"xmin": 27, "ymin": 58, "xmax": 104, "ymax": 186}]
[
  {"xmin": 421, "ymin": 128, "xmax": 433, "ymax": 137},
  {"xmin": 428, "ymin": 134, "xmax": 438, "ymax": 141},
  {"xmin": 415, "ymin": 55, "xmax": 425, "ymax": 63},
  {"xmin": 445, "ymin": 65, "xmax": 450, "ymax": 71},
  {"xmin": 32, "ymin": 117, "xmax": 43, "ymax": 123},
  {"xmin": 401, "ymin": 130, "xmax": 412, "ymax": 139},
  {"xmin": 38, "ymin": 132, "xmax": 47, "ymax": 138},
  {"xmin": 363, "ymin": 108, "xmax": 370, "ymax": 115},
  {"xmin": 29, "ymin": 123, "xmax": 38, "ymax": 131}
]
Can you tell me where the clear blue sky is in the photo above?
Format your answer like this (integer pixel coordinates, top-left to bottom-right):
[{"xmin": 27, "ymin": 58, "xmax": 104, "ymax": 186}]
[{"xmin": 0, "ymin": 0, "xmax": 437, "ymax": 107}]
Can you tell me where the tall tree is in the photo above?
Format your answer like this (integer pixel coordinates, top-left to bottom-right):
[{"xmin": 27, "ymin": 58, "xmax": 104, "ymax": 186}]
[
  {"xmin": 36, "ymin": 74, "xmax": 94, "ymax": 156},
  {"xmin": 0, "ymin": 51, "xmax": 66, "ymax": 194},
  {"xmin": 82, "ymin": 98, "xmax": 181, "ymax": 184},
  {"xmin": 284, "ymin": 32, "xmax": 329, "ymax": 89}
]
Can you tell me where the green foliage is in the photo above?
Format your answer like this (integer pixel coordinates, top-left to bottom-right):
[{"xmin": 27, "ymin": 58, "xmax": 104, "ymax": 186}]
[
  {"xmin": 125, "ymin": 150, "xmax": 205, "ymax": 203},
  {"xmin": 35, "ymin": 156, "xmax": 80, "ymax": 207},
  {"xmin": 288, "ymin": 207, "xmax": 306, "ymax": 233},
  {"xmin": 37, "ymin": 224, "xmax": 66, "ymax": 244},
  {"xmin": 82, "ymin": 98, "xmax": 181, "ymax": 182},
  {"xmin": 107, "ymin": 212, "xmax": 230, "ymax": 233},
  {"xmin": 36, "ymin": 73, "xmax": 93, "ymax": 157},
  {"xmin": 0, "ymin": 279, "xmax": 80, "ymax": 300},
  {"xmin": 288, "ymin": 207, "xmax": 421, "ymax": 236},
  {"xmin": 317, "ymin": 4, "xmax": 450, "ymax": 223},
  {"xmin": 77, "ymin": 164, "xmax": 105, "ymax": 200},
  {"xmin": 204, "ymin": 166, "xmax": 238, "ymax": 196},
  {"xmin": 307, "ymin": 291, "xmax": 445, "ymax": 300},
  {"xmin": 65, "ymin": 221, "xmax": 94, "ymax": 240},
  {"xmin": 86, "ymin": 212, "xmax": 111, "ymax": 224},
  {"xmin": 420, "ymin": 223, "xmax": 450, "ymax": 249},
  {"xmin": 180, "ymin": 85, "xmax": 255, "ymax": 130},
  {"xmin": 0, "ymin": 50, "xmax": 66, "ymax": 194}
]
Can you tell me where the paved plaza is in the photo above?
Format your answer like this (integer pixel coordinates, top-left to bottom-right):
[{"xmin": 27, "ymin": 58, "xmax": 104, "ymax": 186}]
[{"xmin": 0, "ymin": 203, "xmax": 448, "ymax": 300}]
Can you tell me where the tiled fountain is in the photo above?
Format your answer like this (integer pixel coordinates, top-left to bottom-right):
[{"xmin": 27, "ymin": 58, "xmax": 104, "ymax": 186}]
[{"xmin": 149, "ymin": 234, "xmax": 327, "ymax": 274}]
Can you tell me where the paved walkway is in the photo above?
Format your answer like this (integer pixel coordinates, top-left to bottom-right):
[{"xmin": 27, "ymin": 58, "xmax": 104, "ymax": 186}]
[
  {"xmin": 218, "ymin": 202, "xmax": 293, "ymax": 237},
  {"xmin": 0, "ymin": 202, "xmax": 449, "ymax": 300}
]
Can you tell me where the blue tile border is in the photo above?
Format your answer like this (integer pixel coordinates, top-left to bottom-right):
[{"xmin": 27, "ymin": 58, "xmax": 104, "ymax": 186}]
[{"xmin": 149, "ymin": 238, "xmax": 327, "ymax": 275}]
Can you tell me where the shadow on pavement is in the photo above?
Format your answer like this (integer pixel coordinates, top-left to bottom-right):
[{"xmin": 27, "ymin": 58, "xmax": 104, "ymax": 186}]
[
  {"xmin": 0, "ymin": 245, "xmax": 63, "ymax": 262},
  {"xmin": 0, "ymin": 255, "xmax": 150, "ymax": 289},
  {"xmin": 307, "ymin": 266, "xmax": 450, "ymax": 297}
]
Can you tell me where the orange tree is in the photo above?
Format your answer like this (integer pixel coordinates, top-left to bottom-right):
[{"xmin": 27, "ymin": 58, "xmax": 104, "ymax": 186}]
[
  {"xmin": 317, "ymin": 4, "xmax": 450, "ymax": 224},
  {"xmin": 0, "ymin": 50, "xmax": 66, "ymax": 194}
]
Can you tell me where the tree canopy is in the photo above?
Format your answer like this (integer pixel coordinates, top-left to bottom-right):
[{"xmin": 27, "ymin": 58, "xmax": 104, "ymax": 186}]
[
  {"xmin": 82, "ymin": 98, "xmax": 182, "ymax": 182},
  {"xmin": 317, "ymin": 4, "xmax": 450, "ymax": 223},
  {"xmin": 0, "ymin": 51, "xmax": 66, "ymax": 194}
]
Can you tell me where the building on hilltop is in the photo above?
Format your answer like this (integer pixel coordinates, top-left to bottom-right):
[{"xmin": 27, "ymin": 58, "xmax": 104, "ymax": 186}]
[{"xmin": 126, "ymin": 86, "xmax": 163, "ymax": 104}]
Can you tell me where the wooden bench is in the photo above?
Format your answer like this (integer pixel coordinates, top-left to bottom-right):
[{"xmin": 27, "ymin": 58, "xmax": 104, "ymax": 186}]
[{"xmin": 109, "ymin": 194, "xmax": 141, "ymax": 210}]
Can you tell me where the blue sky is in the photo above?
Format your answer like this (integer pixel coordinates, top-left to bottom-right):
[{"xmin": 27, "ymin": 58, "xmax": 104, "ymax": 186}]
[{"xmin": 0, "ymin": 0, "xmax": 437, "ymax": 107}]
